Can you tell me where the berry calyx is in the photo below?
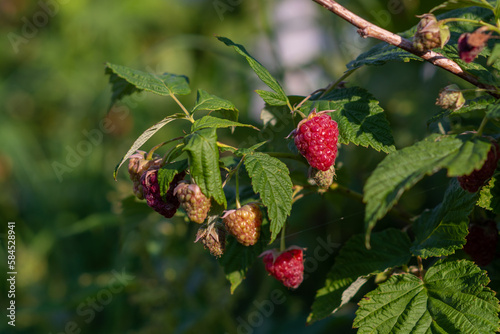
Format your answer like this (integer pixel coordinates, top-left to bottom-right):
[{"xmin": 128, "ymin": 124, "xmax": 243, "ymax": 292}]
[
  {"xmin": 174, "ymin": 182, "xmax": 211, "ymax": 224},
  {"xmin": 195, "ymin": 222, "xmax": 226, "ymax": 258},
  {"xmin": 458, "ymin": 139, "xmax": 499, "ymax": 193},
  {"xmin": 260, "ymin": 246, "xmax": 305, "ymax": 289},
  {"xmin": 141, "ymin": 167, "xmax": 185, "ymax": 218},
  {"xmin": 309, "ymin": 165, "xmax": 336, "ymax": 189},
  {"xmin": 223, "ymin": 203, "xmax": 262, "ymax": 246},
  {"xmin": 464, "ymin": 220, "xmax": 498, "ymax": 266},
  {"xmin": 294, "ymin": 110, "xmax": 339, "ymax": 171}
]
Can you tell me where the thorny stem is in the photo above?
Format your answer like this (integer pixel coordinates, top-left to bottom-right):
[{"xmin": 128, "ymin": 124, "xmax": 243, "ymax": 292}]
[{"xmin": 312, "ymin": 0, "xmax": 500, "ymax": 98}]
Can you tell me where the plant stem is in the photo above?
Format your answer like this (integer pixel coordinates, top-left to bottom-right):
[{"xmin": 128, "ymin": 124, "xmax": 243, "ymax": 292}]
[
  {"xmin": 147, "ymin": 137, "xmax": 184, "ymax": 160},
  {"xmin": 439, "ymin": 18, "xmax": 500, "ymax": 34},
  {"xmin": 170, "ymin": 93, "xmax": 194, "ymax": 122},
  {"xmin": 235, "ymin": 168, "xmax": 241, "ymax": 209},
  {"xmin": 280, "ymin": 223, "xmax": 286, "ymax": 252},
  {"xmin": 320, "ymin": 68, "xmax": 358, "ymax": 98},
  {"xmin": 265, "ymin": 152, "xmax": 306, "ymax": 163},
  {"xmin": 311, "ymin": 0, "xmax": 500, "ymax": 98},
  {"xmin": 477, "ymin": 116, "xmax": 489, "ymax": 136}
]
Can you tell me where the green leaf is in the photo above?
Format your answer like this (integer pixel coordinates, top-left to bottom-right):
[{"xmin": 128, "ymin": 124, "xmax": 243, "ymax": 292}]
[
  {"xmin": 105, "ymin": 63, "xmax": 190, "ymax": 105},
  {"xmin": 301, "ymin": 87, "xmax": 396, "ymax": 153},
  {"xmin": 347, "ymin": 43, "xmax": 422, "ymax": 70},
  {"xmin": 255, "ymin": 90, "xmax": 289, "ymax": 106},
  {"xmin": 364, "ymin": 134, "xmax": 491, "ymax": 246},
  {"xmin": 191, "ymin": 115, "xmax": 258, "ymax": 132},
  {"xmin": 478, "ymin": 176, "xmax": 500, "ymax": 214},
  {"xmin": 113, "ymin": 113, "xmax": 186, "ymax": 179},
  {"xmin": 307, "ymin": 229, "xmax": 412, "ymax": 324},
  {"xmin": 157, "ymin": 160, "xmax": 189, "ymax": 199},
  {"xmin": 219, "ymin": 217, "xmax": 270, "ymax": 293},
  {"xmin": 243, "ymin": 152, "xmax": 293, "ymax": 243},
  {"xmin": 486, "ymin": 103, "xmax": 500, "ymax": 119},
  {"xmin": 191, "ymin": 89, "xmax": 239, "ymax": 121},
  {"xmin": 487, "ymin": 43, "xmax": 500, "ymax": 66},
  {"xmin": 430, "ymin": 0, "xmax": 494, "ymax": 13},
  {"xmin": 354, "ymin": 260, "xmax": 500, "ymax": 334},
  {"xmin": 411, "ymin": 179, "xmax": 479, "ymax": 258},
  {"xmin": 183, "ymin": 128, "xmax": 226, "ymax": 207},
  {"xmin": 217, "ymin": 36, "xmax": 289, "ymax": 106}
]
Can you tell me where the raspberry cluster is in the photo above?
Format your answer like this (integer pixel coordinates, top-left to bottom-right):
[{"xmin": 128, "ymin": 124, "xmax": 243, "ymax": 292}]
[
  {"xmin": 294, "ymin": 112, "xmax": 339, "ymax": 171},
  {"xmin": 141, "ymin": 168, "xmax": 185, "ymax": 219},
  {"xmin": 458, "ymin": 140, "xmax": 499, "ymax": 193},
  {"xmin": 464, "ymin": 220, "xmax": 498, "ymax": 266},
  {"xmin": 223, "ymin": 203, "xmax": 262, "ymax": 246},
  {"xmin": 174, "ymin": 182, "xmax": 211, "ymax": 224},
  {"xmin": 261, "ymin": 247, "xmax": 305, "ymax": 289}
]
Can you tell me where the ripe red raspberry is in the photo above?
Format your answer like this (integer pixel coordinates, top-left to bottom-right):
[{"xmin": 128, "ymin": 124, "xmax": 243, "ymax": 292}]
[
  {"xmin": 195, "ymin": 223, "xmax": 226, "ymax": 258},
  {"xmin": 141, "ymin": 168, "xmax": 185, "ymax": 218},
  {"xmin": 464, "ymin": 220, "xmax": 498, "ymax": 266},
  {"xmin": 128, "ymin": 150, "xmax": 163, "ymax": 199},
  {"xmin": 260, "ymin": 246, "xmax": 305, "ymax": 289},
  {"xmin": 174, "ymin": 182, "xmax": 211, "ymax": 224},
  {"xmin": 294, "ymin": 111, "xmax": 338, "ymax": 171},
  {"xmin": 458, "ymin": 140, "xmax": 499, "ymax": 193},
  {"xmin": 223, "ymin": 203, "xmax": 262, "ymax": 246}
]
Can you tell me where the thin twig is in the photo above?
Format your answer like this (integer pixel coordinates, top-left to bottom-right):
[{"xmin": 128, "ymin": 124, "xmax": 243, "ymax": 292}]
[{"xmin": 312, "ymin": 0, "xmax": 500, "ymax": 98}]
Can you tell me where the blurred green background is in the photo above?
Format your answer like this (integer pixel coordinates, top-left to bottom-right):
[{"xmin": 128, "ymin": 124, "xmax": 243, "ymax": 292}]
[{"xmin": 0, "ymin": 0, "xmax": 468, "ymax": 333}]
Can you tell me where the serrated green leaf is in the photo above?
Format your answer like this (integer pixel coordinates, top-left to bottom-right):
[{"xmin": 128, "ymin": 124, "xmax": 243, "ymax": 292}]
[
  {"xmin": 364, "ymin": 134, "xmax": 491, "ymax": 246},
  {"xmin": 218, "ymin": 217, "xmax": 270, "ymax": 293},
  {"xmin": 113, "ymin": 113, "xmax": 186, "ymax": 179},
  {"xmin": 157, "ymin": 160, "xmax": 188, "ymax": 199},
  {"xmin": 478, "ymin": 176, "xmax": 500, "ymax": 214},
  {"xmin": 347, "ymin": 43, "xmax": 422, "ymax": 70},
  {"xmin": 354, "ymin": 260, "xmax": 500, "ymax": 334},
  {"xmin": 455, "ymin": 95, "xmax": 495, "ymax": 114},
  {"xmin": 191, "ymin": 115, "xmax": 258, "ymax": 132},
  {"xmin": 183, "ymin": 128, "xmax": 226, "ymax": 207},
  {"xmin": 105, "ymin": 63, "xmax": 190, "ymax": 105},
  {"xmin": 430, "ymin": 0, "xmax": 494, "ymax": 13},
  {"xmin": 255, "ymin": 90, "xmax": 289, "ymax": 106},
  {"xmin": 217, "ymin": 36, "xmax": 289, "ymax": 106},
  {"xmin": 191, "ymin": 89, "xmax": 239, "ymax": 121},
  {"xmin": 411, "ymin": 179, "xmax": 479, "ymax": 258},
  {"xmin": 487, "ymin": 43, "xmax": 500, "ymax": 66},
  {"xmin": 308, "ymin": 229, "xmax": 412, "ymax": 324},
  {"xmin": 243, "ymin": 152, "xmax": 292, "ymax": 243},
  {"xmin": 301, "ymin": 87, "xmax": 396, "ymax": 153}
]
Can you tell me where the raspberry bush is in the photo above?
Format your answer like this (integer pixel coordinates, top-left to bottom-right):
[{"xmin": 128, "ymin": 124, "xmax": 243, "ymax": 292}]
[{"xmin": 107, "ymin": 1, "xmax": 500, "ymax": 332}]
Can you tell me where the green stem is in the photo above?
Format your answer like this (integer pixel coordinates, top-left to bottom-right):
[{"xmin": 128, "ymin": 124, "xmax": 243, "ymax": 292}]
[
  {"xmin": 170, "ymin": 93, "xmax": 194, "ymax": 123},
  {"xmin": 476, "ymin": 116, "xmax": 489, "ymax": 136},
  {"xmin": 235, "ymin": 168, "xmax": 241, "ymax": 209},
  {"xmin": 439, "ymin": 18, "xmax": 500, "ymax": 34},
  {"xmin": 280, "ymin": 223, "xmax": 286, "ymax": 252},
  {"xmin": 319, "ymin": 68, "xmax": 358, "ymax": 99},
  {"xmin": 147, "ymin": 137, "xmax": 184, "ymax": 160}
]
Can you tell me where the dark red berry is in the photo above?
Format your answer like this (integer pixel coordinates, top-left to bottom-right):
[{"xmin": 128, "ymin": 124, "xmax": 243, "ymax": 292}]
[
  {"xmin": 458, "ymin": 140, "xmax": 499, "ymax": 193},
  {"xmin": 458, "ymin": 26, "xmax": 491, "ymax": 63},
  {"xmin": 464, "ymin": 220, "xmax": 498, "ymax": 266},
  {"xmin": 294, "ymin": 110, "xmax": 339, "ymax": 171},
  {"xmin": 261, "ymin": 246, "xmax": 305, "ymax": 289},
  {"xmin": 128, "ymin": 150, "xmax": 163, "ymax": 199},
  {"xmin": 141, "ymin": 168, "xmax": 185, "ymax": 218}
]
